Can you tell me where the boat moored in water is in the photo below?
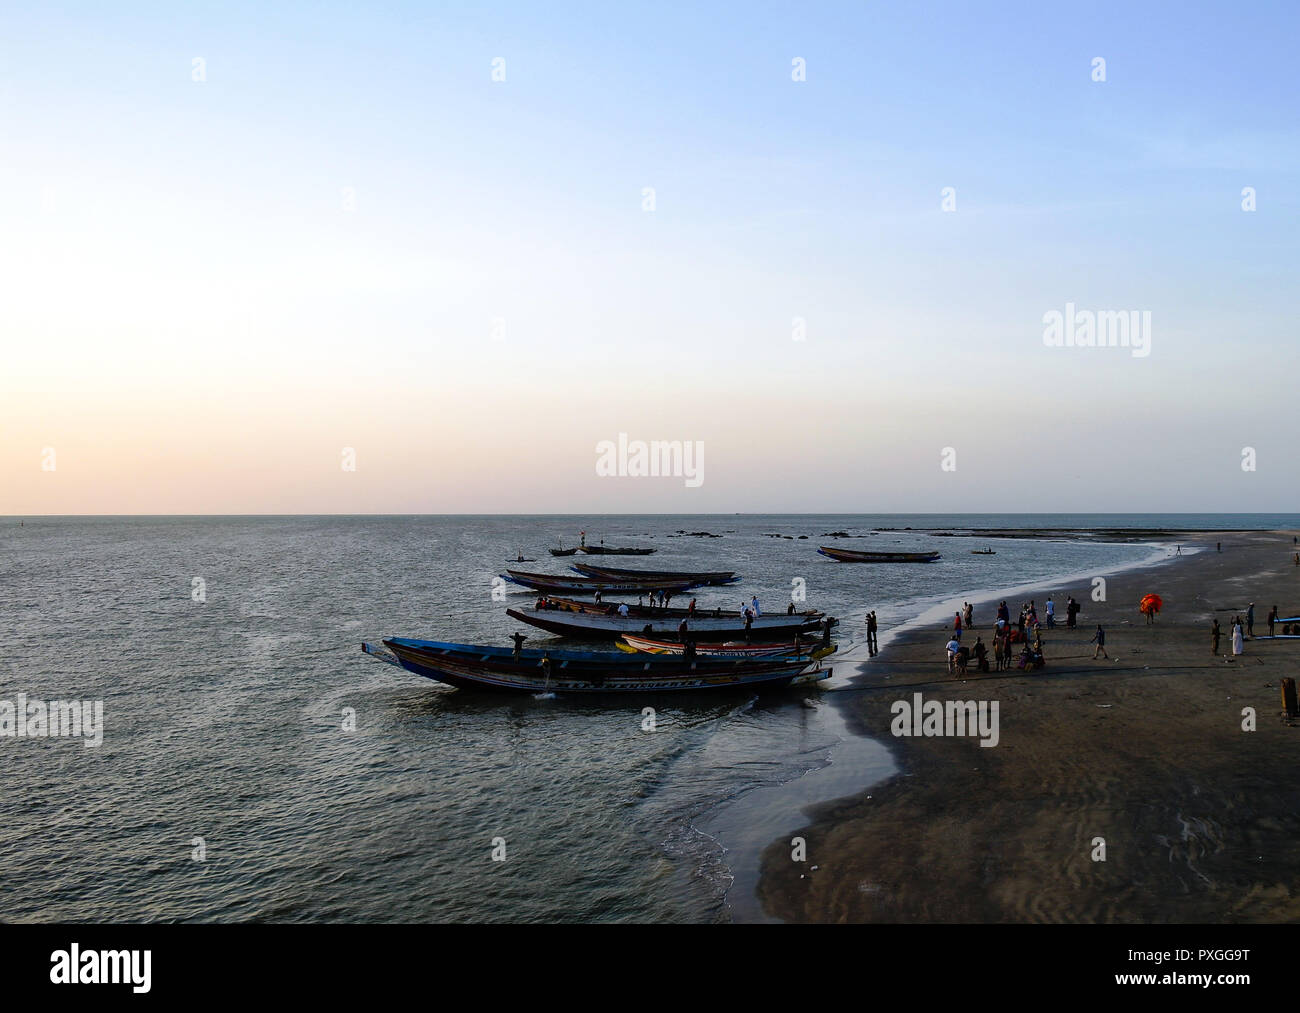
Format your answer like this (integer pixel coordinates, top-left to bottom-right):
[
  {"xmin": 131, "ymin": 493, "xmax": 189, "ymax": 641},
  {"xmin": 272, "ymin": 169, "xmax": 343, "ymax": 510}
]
[
  {"xmin": 618, "ymin": 633, "xmax": 837, "ymax": 660},
  {"xmin": 817, "ymin": 546, "xmax": 941, "ymax": 563},
  {"xmin": 362, "ymin": 638, "xmax": 831, "ymax": 693},
  {"xmin": 500, "ymin": 569, "xmax": 706, "ymax": 594},
  {"xmin": 506, "ymin": 604, "xmax": 833, "ymax": 641},
  {"xmin": 571, "ymin": 563, "xmax": 739, "ymax": 585}
]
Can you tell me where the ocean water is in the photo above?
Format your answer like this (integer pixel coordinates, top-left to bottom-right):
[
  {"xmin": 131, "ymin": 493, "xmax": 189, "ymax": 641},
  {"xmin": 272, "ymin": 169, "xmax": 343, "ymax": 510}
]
[{"xmin": 2, "ymin": 513, "xmax": 1294, "ymax": 922}]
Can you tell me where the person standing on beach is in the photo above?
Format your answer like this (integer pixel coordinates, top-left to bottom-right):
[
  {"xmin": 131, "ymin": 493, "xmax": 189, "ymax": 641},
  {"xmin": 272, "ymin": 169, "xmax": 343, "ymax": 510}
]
[
  {"xmin": 1045, "ymin": 597, "xmax": 1055, "ymax": 628},
  {"xmin": 1217, "ymin": 541, "xmax": 1221, "ymax": 552},
  {"xmin": 1232, "ymin": 618, "xmax": 1244, "ymax": 656},
  {"xmin": 1090, "ymin": 624, "xmax": 1108, "ymax": 659},
  {"xmin": 1211, "ymin": 619, "xmax": 1221, "ymax": 655},
  {"xmin": 963, "ymin": 602, "xmax": 973, "ymax": 628},
  {"xmin": 1268, "ymin": 606, "xmax": 1277, "ymax": 637},
  {"xmin": 866, "ymin": 611, "xmax": 879, "ymax": 655},
  {"xmin": 1247, "ymin": 603, "xmax": 1255, "ymax": 637},
  {"xmin": 946, "ymin": 636, "xmax": 961, "ymax": 675},
  {"xmin": 954, "ymin": 612, "xmax": 962, "ymax": 639},
  {"xmin": 1066, "ymin": 597, "xmax": 1080, "ymax": 629}
]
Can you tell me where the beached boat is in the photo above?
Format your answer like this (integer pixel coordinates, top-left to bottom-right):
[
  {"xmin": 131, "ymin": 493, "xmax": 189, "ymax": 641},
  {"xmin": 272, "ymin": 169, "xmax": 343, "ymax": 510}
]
[
  {"xmin": 618, "ymin": 633, "xmax": 837, "ymax": 660},
  {"xmin": 571, "ymin": 563, "xmax": 739, "ymax": 586},
  {"xmin": 578, "ymin": 545, "xmax": 657, "ymax": 555},
  {"xmin": 501, "ymin": 569, "xmax": 705, "ymax": 594},
  {"xmin": 534, "ymin": 596, "xmax": 824, "ymax": 622},
  {"xmin": 818, "ymin": 546, "xmax": 941, "ymax": 563},
  {"xmin": 506, "ymin": 605, "xmax": 833, "ymax": 641},
  {"xmin": 362, "ymin": 639, "xmax": 831, "ymax": 694}
]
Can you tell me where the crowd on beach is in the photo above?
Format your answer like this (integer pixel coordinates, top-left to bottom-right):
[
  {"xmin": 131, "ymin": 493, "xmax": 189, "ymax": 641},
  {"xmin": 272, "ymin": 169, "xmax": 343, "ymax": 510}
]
[{"xmin": 938, "ymin": 595, "xmax": 1113, "ymax": 676}]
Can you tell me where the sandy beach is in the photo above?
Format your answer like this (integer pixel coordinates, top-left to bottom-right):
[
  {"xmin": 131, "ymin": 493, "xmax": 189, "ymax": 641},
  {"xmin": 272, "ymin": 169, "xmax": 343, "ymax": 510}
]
[{"xmin": 756, "ymin": 530, "xmax": 1300, "ymax": 922}]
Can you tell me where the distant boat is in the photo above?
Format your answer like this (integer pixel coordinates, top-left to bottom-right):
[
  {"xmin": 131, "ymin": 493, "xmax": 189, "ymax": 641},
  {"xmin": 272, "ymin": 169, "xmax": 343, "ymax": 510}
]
[
  {"xmin": 362, "ymin": 639, "xmax": 831, "ymax": 694},
  {"xmin": 549, "ymin": 547, "xmax": 580, "ymax": 556},
  {"xmin": 572, "ymin": 563, "xmax": 739, "ymax": 586},
  {"xmin": 578, "ymin": 545, "xmax": 657, "ymax": 556},
  {"xmin": 818, "ymin": 546, "xmax": 941, "ymax": 563},
  {"xmin": 971, "ymin": 549, "xmax": 997, "ymax": 555}
]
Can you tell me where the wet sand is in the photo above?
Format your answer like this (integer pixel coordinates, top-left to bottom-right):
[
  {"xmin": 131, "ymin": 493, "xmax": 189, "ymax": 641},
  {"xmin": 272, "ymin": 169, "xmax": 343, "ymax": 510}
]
[{"xmin": 756, "ymin": 530, "xmax": 1300, "ymax": 922}]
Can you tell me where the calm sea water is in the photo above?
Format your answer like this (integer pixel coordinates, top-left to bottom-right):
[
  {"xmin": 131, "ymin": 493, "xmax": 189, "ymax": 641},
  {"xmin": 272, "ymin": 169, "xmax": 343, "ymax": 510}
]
[{"xmin": 2, "ymin": 513, "xmax": 1295, "ymax": 922}]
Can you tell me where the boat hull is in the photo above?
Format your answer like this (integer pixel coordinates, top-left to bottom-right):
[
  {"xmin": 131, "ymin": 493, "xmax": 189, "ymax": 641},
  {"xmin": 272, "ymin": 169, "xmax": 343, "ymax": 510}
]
[
  {"xmin": 817, "ymin": 546, "xmax": 941, "ymax": 563},
  {"xmin": 501, "ymin": 569, "xmax": 704, "ymax": 594},
  {"xmin": 571, "ymin": 563, "xmax": 739, "ymax": 586},
  {"xmin": 378, "ymin": 638, "xmax": 830, "ymax": 693},
  {"xmin": 507, "ymin": 606, "xmax": 831, "ymax": 641},
  {"xmin": 577, "ymin": 546, "xmax": 657, "ymax": 555},
  {"xmin": 619, "ymin": 634, "xmax": 837, "ymax": 660}
]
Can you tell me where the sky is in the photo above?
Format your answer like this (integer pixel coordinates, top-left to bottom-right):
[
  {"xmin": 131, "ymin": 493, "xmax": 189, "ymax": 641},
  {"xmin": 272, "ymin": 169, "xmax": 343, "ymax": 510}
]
[{"xmin": 2, "ymin": 0, "xmax": 1297, "ymax": 513}]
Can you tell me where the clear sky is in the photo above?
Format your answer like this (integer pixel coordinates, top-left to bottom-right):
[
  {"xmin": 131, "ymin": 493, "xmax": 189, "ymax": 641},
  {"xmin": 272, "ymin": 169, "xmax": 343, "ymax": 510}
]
[{"xmin": 2, "ymin": 1, "xmax": 1296, "ymax": 513}]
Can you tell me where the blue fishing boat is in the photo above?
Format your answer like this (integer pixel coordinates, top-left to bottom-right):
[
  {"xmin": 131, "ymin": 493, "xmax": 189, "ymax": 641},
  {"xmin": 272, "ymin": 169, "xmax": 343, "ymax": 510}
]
[{"xmin": 362, "ymin": 638, "xmax": 831, "ymax": 693}]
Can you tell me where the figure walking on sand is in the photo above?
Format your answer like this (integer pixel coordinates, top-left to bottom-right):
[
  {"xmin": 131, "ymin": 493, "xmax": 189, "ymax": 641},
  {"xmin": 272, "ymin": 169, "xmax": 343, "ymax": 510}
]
[
  {"xmin": 1211, "ymin": 619, "xmax": 1221, "ymax": 655},
  {"xmin": 1232, "ymin": 618, "xmax": 1245, "ymax": 656},
  {"xmin": 1246, "ymin": 603, "xmax": 1255, "ymax": 637},
  {"xmin": 1090, "ymin": 624, "xmax": 1108, "ymax": 659}
]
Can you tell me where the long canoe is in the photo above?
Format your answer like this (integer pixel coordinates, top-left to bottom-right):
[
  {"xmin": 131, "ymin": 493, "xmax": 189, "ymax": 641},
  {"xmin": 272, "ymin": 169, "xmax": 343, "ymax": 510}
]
[
  {"xmin": 578, "ymin": 545, "xmax": 657, "ymax": 555},
  {"xmin": 571, "ymin": 563, "xmax": 739, "ymax": 585},
  {"xmin": 535, "ymin": 596, "xmax": 824, "ymax": 622},
  {"xmin": 506, "ymin": 605, "xmax": 833, "ymax": 641},
  {"xmin": 618, "ymin": 633, "xmax": 837, "ymax": 660},
  {"xmin": 501, "ymin": 569, "xmax": 705, "ymax": 594},
  {"xmin": 818, "ymin": 546, "xmax": 941, "ymax": 563},
  {"xmin": 363, "ymin": 638, "xmax": 830, "ymax": 694}
]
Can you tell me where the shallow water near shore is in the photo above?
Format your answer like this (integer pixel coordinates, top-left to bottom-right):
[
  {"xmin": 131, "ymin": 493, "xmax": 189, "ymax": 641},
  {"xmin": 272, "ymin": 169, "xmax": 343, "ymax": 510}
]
[{"xmin": 1, "ymin": 513, "xmax": 1293, "ymax": 921}]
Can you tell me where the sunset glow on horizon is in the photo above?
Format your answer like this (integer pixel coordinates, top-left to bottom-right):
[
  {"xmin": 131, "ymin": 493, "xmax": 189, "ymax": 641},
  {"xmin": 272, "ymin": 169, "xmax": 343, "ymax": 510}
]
[{"xmin": 4, "ymin": 1, "xmax": 1298, "ymax": 514}]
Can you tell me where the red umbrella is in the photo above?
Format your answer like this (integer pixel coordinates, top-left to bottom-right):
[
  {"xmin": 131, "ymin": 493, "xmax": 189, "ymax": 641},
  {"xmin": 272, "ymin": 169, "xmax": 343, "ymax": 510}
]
[{"xmin": 1139, "ymin": 593, "xmax": 1162, "ymax": 615}]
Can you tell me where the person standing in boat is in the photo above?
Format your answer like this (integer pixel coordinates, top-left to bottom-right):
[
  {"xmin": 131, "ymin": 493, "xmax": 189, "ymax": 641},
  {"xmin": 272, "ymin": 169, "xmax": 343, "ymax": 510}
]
[
  {"xmin": 678, "ymin": 617, "xmax": 689, "ymax": 639},
  {"xmin": 751, "ymin": 595, "xmax": 761, "ymax": 617},
  {"xmin": 618, "ymin": 603, "xmax": 630, "ymax": 618},
  {"xmin": 743, "ymin": 607, "xmax": 754, "ymax": 642},
  {"xmin": 688, "ymin": 597, "xmax": 697, "ymax": 616},
  {"xmin": 580, "ymin": 531, "xmax": 586, "ymax": 548},
  {"xmin": 594, "ymin": 589, "xmax": 602, "ymax": 604}
]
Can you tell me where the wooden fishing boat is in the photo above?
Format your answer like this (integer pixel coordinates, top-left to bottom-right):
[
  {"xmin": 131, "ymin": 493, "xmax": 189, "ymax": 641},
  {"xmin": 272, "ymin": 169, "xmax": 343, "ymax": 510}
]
[
  {"xmin": 506, "ymin": 605, "xmax": 833, "ymax": 641},
  {"xmin": 818, "ymin": 546, "xmax": 941, "ymax": 563},
  {"xmin": 618, "ymin": 633, "xmax": 837, "ymax": 660},
  {"xmin": 578, "ymin": 545, "xmax": 657, "ymax": 556},
  {"xmin": 501, "ymin": 569, "xmax": 705, "ymax": 594},
  {"xmin": 571, "ymin": 563, "xmax": 739, "ymax": 585},
  {"xmin": 536, "ymin": 596, "xmax": 824, "ymax": 622},
  {"xmin": 970, "ymin": 549, "xmax": 996, "ymax": 555},
  {"xmin": 362, "ymin": 638, "xmax": 831, "ymax": 694},
  {"xmin": 549, "ymin": 547, "xmax": 580, "ymax": 557}
]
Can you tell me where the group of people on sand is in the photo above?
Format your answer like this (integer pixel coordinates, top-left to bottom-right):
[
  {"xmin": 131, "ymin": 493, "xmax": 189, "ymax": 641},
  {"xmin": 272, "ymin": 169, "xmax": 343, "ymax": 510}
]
[{"xmin": 940, "ymin": 594, "xmax": 1111, "ymax": 676}]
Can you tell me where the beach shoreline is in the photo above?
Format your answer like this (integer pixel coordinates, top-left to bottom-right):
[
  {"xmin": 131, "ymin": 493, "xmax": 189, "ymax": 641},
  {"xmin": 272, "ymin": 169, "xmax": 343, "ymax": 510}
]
[{"xmin": 753, "ymin": 529, "xmax": 1300, "ymax": 922}]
